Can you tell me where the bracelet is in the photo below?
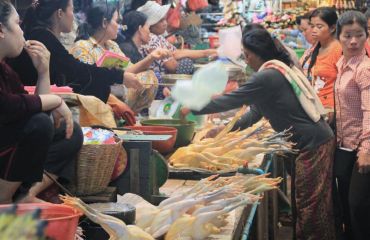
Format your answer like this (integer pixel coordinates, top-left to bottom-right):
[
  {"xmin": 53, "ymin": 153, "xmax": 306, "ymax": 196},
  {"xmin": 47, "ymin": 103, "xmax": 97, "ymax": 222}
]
[{"xmin": 55, "ymin": 97, "xmax": 63, "ymax": 109}]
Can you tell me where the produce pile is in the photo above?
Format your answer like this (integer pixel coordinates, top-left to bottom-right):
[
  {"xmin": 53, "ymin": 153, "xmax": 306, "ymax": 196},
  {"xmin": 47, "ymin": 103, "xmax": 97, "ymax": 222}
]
[
  {"xmin": 169, "ymin": 107, "xmax": 296, "ymax": 172},
  {"xmin": 0, "ymin": 205, "xmax": 47, "ymax": 240},
  {"xmin": 62, "ymin": 174, "xmax": 281, "ymax": 240}
]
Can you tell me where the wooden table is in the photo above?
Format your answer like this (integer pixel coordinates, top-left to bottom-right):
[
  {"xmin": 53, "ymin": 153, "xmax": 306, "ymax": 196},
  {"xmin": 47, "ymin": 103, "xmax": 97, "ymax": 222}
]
[{"xmin": 160, "ymin": 179, "xmax": 253, "ymax": 240}]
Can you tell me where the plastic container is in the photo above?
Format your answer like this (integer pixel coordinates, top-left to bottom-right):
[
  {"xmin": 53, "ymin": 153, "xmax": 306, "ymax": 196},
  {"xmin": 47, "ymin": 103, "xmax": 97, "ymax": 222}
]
[
  {"xmin": 171, "ymin": 61, "xmax": 228, "ymax": 111},
  {"xmin": 140, "ymin": 119, "xmax": 196, "ymax": 147},
  {"xmin": 126, "ymin": 126, "xmax": 178, "ymax": 153},
  {"xmin": 0, "ymin": 203, "xmax": 82, "ymax": 240},
  {"xmin": 218, "ymin": 26, "xmax": 243, "ymax": 60}
]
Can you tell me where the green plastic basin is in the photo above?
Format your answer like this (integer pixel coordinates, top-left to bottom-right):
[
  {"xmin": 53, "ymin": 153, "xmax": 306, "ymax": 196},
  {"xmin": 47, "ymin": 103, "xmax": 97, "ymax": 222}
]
[{"xmin": 141, "ymin": 119, "xmax": 196, "ymax": 147}]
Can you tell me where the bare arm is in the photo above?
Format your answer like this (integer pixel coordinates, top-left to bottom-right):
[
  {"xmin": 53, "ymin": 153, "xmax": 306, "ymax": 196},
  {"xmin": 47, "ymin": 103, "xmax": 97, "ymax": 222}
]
[
  {"xmin": 173, "ymin": 49, "xmax": 217, "ymax": 60},
  {"xmin": 126, "ymin": 49, "xmax": 173, "ymax": 73},
  {"xmin": 24, "ymin": 40, "xmax": 51, "ymax": 95}
]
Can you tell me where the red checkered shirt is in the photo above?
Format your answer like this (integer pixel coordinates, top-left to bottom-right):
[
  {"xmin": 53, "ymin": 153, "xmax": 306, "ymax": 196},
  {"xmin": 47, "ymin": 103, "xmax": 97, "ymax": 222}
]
[{"xmin": 335, "ymin": 51, "xmax": 370, "ymax": 155}]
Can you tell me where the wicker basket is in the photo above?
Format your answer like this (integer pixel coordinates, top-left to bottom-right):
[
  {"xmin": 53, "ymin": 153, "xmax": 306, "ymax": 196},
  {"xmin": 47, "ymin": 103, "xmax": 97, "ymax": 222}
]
[{"xmin": 73, "ymin": 137, "xmax": 123, "ymax": 196}]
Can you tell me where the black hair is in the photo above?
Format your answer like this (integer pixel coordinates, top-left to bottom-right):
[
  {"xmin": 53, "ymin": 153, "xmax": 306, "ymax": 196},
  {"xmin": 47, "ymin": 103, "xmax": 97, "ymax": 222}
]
[
  {"xmin": 296, "ymin": 16, "xmax": 303, "ymax": 25},
  {"xmin": 76, "ymin": 2, "xmax": 118, "ymax": 41},
  {"xmin": 242, "ymin": 24, "xmax": 293, "ymax": 66},
  {"xmin": 242, "ymin": 28, "xmax": 293, "ymax": 66},
  {"xmin": 305, "ymin": 7, "xmax": 338, "ymax": 79},
  {"xmin": 365, "ymin": 9, "xmax": 370, "ymax": 19},
  {"xmin": 131, "ymin": 0, "xmax": 148, "ymax": 11},
  {"xmin": 0, "ymin": 0, "xmax": 13, "ymax": 28},
  {"xmin": 296, "ymin": 11, "xmax": 312, "ymax": 25},
  {"xmin": 242, "ymin": 23, "xmax": 264, "ymax": 36},
  {"xmin": 22, "ymin": 0, "xmax": 70, "ymax": 35},
  {"xmin": 337, "ymin": 10, "xmax": 369, "ymax": 39},
  {"xmin": 121, "ymin": 10, "xmax": 147, "ymax": 39}
]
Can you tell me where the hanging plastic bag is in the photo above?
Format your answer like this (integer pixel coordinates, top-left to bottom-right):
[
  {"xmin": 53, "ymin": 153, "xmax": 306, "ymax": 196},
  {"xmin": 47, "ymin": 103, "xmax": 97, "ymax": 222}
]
[
  {"xmin": 167, "ymin": 2, "xmax": 181, "ymax": 29},
  {"xmin": 187, "ymin": 0, "xmax": 208, "ymax": 11},
  {"xmin": 172, "ymin": 61, "xmax": 228, "ymax": 110},
  {"xmin": 217, "ymin": 26, "xmax": 243, "ymax": 60}
]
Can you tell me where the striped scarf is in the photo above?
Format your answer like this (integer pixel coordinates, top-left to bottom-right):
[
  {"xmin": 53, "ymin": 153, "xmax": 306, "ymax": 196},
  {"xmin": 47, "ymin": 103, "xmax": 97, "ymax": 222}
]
[{"xmin": 259, "ymin": 60, "xmax": 326, "ymax": 122}]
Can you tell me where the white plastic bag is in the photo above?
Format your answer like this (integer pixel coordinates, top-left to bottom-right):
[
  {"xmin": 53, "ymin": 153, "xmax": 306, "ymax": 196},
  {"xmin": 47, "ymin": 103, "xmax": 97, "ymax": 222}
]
[
  {"xmin": 217, "ymin": 26, "xmax": 243, "ymax": 60},
  {"xmin": 172, "ymin": 61, "xmax": 228, "ymax": 111}
]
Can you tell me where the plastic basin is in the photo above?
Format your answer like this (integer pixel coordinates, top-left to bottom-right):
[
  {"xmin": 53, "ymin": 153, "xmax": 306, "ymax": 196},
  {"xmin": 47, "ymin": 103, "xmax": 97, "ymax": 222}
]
[
  {"xmin": 126, "ymin": 126, "xmax": 178, "ymax": 154},
  {"xmin": 0, "ymin": 203, "xmax": 82, "ymax": 240},
  {"xmin": 140, "ymin": 119, "xmax": 196, "ymax": 147}
]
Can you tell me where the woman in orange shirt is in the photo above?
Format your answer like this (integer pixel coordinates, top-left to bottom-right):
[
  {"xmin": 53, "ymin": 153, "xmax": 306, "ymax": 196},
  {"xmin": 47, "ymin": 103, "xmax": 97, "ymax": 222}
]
[{"xmin": 305, "ymin": 7, "xmax": 342, "ymax": 117}]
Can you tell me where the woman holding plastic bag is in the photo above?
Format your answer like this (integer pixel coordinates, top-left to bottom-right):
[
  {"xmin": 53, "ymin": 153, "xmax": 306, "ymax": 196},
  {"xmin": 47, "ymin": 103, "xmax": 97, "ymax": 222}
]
[{"xmin": 182, "ymin": 28, "xmax": 336, "ymax": 239}]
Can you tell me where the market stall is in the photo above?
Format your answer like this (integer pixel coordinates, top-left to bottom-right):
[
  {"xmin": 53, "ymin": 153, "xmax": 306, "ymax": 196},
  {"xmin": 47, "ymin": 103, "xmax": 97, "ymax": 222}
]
[{"xmin": 7, "ymin": 0, "xmax": 370, "ymax": 239}]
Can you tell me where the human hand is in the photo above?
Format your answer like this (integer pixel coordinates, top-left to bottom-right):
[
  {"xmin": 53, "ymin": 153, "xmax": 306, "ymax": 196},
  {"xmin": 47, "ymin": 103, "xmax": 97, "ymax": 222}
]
[
  {"xmin": 123, "ymin": 72, "xmax": 143, "ymax": 89},
  {"xmin": 24, "ymin": 40, "xmax": 50, "ymax": 75},
  {"xmin": 180, "ymin": 107, "xmax": 191, "ymax": 118},
  {"xmin": 51, "ymin": 101, "xmax": 74, "ymax": 139},
  {"xmin": 163, "ymin": 87, "xmax": 171, "ymax": 97},
  {"xmin": 205, "ymin": 125, "xmax": 225, "ymax": 138},
  {"xmin": 110, "ymin": 101, "xmax": 136, "ymax": 126},
  {"xmin": 357, "ymin": 152, "xmax": 370, "ymax": 174},
  {"xmin": 150, "ymin": 48, "xmax": 172, "ymax": 60},
  {"xmin": 205, "ymin": 49, "xmax": 218, "ymax": 59}
]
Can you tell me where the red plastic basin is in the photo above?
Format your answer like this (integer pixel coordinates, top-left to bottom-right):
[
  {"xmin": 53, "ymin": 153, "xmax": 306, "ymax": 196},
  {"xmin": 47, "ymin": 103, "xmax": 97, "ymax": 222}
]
[
  {"xmin": 0, "ymin": 203, "xmax": 82, "ymax": 240},
  {"xmin": 127, "ymin": 126, "xmax": 178, "ymax": 153}
]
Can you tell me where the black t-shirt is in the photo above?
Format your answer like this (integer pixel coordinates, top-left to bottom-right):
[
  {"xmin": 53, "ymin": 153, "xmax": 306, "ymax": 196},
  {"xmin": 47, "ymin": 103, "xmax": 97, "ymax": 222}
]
[
  {"xmin": 8, "ymin": 28, "xmax": 124, "ymax": 103},
  {"xmin": 192, "ymin": 68, "xmax": 333, "ymax": 151},
  {"xmin": 119, "ymin": 39, "xmax": 144, "ymax": 64}
]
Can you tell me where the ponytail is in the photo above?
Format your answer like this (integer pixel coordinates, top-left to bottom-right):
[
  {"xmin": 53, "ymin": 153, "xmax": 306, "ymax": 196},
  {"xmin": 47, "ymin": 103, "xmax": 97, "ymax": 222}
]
[
  {"xmin": 272, "ymin": 37, "xmax": 294, "ymax": 66},
  {"xmin": 74, "ymin": 3, "xmax": 118, "ymax": 42},
  {"xmin": 306, "ymin": 42, "xmax": 321, "ymax": 80},
  {"xmin": 21, "ymin": 0, "xmax": 70, "ymax": 35},
  {"xmin": 75, "ymin": 22, "xmax": 91, "ymax": 41},
  {"xmin": 121, "ymin": 11, "xmax": 148, "ymax": 40}
]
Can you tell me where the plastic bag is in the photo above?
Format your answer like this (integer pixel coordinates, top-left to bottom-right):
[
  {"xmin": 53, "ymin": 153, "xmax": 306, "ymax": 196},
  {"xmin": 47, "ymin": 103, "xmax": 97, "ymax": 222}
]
[
  {"xmin": 217, "ymin": 26, "xmax": 243, "ymax": 60},
  {"xmin": 167, "ymin": 3, "xmax": 181, "ymax": 29},
  {"xmin": 187, "ymin": 0, "xmax": 208, "ymax": 11},
  {"xmin": 172, "ymin": 61, "xmax": 228, "ymax": 110}
]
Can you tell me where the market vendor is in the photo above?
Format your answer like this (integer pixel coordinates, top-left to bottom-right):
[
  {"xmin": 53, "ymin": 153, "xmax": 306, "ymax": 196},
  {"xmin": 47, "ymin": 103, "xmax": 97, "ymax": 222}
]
[
  {"xmin": 0, "ymin": 0, "xmax": 83, "ymax": 203},
  {"xmin": 7, "ymin": 0, "xmax": 142, "ymax": 114},
  {"xmin": 119, "ymin": 10, "xmax": 173, "ymax": 101},
  {"xmin": 70, "ymin": 3, "xmax": 171, "ymax": 120},
  {"xmin": 137, "ymin": 1, "xmax": 217, "ymax": 75},
  {"xmin": 182, "ymin": 28, "xmax": 336, "ymax": 240}
]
